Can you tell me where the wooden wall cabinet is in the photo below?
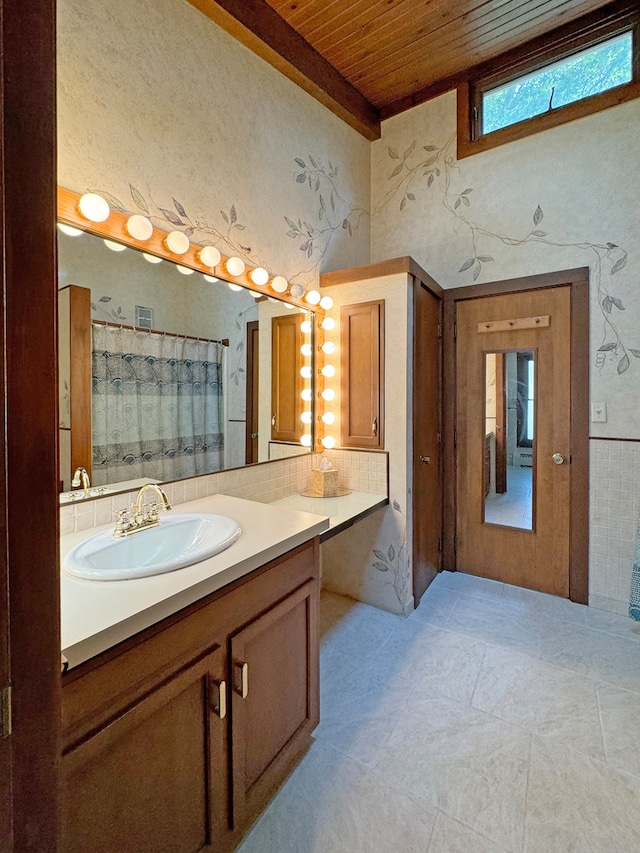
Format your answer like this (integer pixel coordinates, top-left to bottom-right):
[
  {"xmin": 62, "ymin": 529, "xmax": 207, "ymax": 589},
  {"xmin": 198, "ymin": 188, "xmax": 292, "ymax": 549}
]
[
  {"xmin": 340, "ymin": 300, "xmax": 384, "ymax": 448},
  {"xmin": 271, "ymin": 313, "xmax": 303, "ymax": 443},
  {"xmin": 61, "ymin": 540, "xmax": 319, "ymax": 853}
]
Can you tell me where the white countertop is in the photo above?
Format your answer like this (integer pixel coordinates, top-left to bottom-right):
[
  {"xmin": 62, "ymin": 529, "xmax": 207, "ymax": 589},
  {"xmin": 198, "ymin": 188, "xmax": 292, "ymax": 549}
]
[
  {"xmin": 272, "ymin": 491, "xmax": 388, "ymax": 538},
  {"xmin": 61, "ymin": 494, "xmax": 329, "ymax": 669}
]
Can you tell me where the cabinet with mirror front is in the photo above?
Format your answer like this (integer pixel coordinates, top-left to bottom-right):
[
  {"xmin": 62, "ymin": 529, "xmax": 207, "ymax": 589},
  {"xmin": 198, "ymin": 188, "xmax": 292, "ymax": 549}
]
[{"xmin": 57, "ymin": 188, "xmax": 323, "ymax": 502}]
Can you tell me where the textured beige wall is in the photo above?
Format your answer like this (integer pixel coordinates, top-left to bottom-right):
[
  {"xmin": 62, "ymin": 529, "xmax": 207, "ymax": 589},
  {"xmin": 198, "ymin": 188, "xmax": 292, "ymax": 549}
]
[
  {"xmin": 57, "ymin": 0, "xmax": 370, "ymax": 288},
  {"xmin": 371, "ymin": 91, "xmax": 640, "ymax": 441}
]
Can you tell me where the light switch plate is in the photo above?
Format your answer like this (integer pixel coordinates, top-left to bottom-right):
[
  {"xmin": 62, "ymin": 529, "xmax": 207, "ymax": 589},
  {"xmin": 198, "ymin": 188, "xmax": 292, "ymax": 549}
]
[{"xmin": 591, "ymin": 402, "xmax": 607, "ymax": 423}]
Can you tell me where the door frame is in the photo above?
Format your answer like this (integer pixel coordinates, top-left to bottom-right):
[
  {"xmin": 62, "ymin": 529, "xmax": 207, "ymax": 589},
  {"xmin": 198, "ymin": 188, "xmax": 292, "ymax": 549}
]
[
  {"xmin": 443, "ymin": 267, "xmax": 590, "ymax": 604},
  {"xmin": 245, "ymin": 319, "xmax": 259, "ymax": 464}
]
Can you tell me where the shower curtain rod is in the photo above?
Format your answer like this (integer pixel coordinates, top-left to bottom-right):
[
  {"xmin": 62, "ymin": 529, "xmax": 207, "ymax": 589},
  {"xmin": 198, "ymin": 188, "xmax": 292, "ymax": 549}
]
[{"xmin": 92, "ymin": 319, "xmax": 229, "ymax": 347}]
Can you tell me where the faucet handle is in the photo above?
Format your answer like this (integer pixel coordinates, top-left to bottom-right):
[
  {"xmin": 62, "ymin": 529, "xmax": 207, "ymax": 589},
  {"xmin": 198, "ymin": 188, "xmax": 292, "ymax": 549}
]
[
  {"xmin": 113, "ymin": 508, "xmax": 133, "ymax": 535},
  {"xmin": 145, "ymin": 501, "xmax": 160, "ymax": 522}
]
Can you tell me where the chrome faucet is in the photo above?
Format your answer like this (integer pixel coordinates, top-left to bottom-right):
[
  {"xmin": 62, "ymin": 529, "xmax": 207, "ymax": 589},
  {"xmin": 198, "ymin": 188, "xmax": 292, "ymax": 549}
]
[
  {"xmin": 113, "ymin": 483, "xmax": 172, "ymax": 538},
  {"xmin": 71, "ymin": 466, "xmax": 90, "ymax": 498}
]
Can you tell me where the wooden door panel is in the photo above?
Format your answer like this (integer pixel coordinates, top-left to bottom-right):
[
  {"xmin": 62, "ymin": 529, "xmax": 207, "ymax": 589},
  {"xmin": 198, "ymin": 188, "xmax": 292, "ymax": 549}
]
[
  {"xmin": 413, "ymin": 282, "xmax": 442, "ymax": 603},
  {"xmin": 456, "ymin": 287, "xmax": 571, "ymax": 596},
  {"xmin": 61, "ymin": 648, "xmax": 228, "ymax": 853},
  {"xmin": 271, "ymin": 314, "xmax": 303, "ymax": 443},
  {"xmin": 246, "ymin": 320, "xmax": 259, "ymax": 463},
  {"xmin": 231, "ymin": 580, "xmax": 319, "ymax": 829},
  {"xmin": 340, "ymin": 301, "xmax": 384, "ymax": 448}
]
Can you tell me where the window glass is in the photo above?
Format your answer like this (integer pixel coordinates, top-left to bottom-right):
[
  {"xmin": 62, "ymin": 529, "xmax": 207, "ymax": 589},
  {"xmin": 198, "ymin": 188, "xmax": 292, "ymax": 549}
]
[{"xmin": 483, "ymin": 31, "xmax": 633, "ymax": 135}]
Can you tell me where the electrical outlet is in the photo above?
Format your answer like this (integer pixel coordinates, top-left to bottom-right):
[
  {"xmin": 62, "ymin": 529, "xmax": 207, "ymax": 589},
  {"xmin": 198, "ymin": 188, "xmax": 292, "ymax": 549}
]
[{"xmin": 591, "ymin": 402, "xmax": 607, "ymax": 423}]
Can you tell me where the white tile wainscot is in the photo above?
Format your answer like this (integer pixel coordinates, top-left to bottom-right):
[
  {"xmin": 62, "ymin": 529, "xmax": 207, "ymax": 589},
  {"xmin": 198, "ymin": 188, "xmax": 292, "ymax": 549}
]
[
  {"xmin": 272, "ymin": 492, "xmax": 389, "ymax": 542},
  {"xmin": 60, "ymin": 494, "xmax": 328, "ymax": 669}
]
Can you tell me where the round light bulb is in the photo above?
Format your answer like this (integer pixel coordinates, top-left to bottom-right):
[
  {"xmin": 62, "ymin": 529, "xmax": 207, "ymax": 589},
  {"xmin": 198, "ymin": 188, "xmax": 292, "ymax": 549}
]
[
  {"xmin": 176, "ymin": 265, "xmax": 194, "ymax": 275},
  {"xmin": 322, "ymin": 436, "xmax": 336, "ymax": 449},
  {"xmin": 301, "ymin": 343, "xmax": 312, "ymax": 357},
  {"xmin": 77, "ymin": 192, "xmax": 109, "ymax": 223},
  {"xmin": 319, "ymin": 296, "xmax": 334, "ymax": 310},
  {"xmin": 321, "ymin": 364, "xmax": 336, "ymax": 378},
  {"xmin": 197, "ymin": 245, "xmax": 221, "ymax": 267},
  {"xmin": 301, "ymin": 412, "xmax": 312, "ymax": 424},
  {"xmin": 165, "ymin": 230, "xmax": 190, "ymax": 254},
  {"xmin": 289, "ymin": 283, "xmax": 305, "ymax": 299},
  {"xmin": 125, "ymin": 214, "xmax": 153, "ymax": 241},
  {"xmin": 301, "ymin": 320, "xmax": 312, "ymax": 335},
  {"xmin": 300, "ymin": 434, "xmax": 312, "ymax": 447},
  {"xmin": 57, "ymin": 223, "xmax": 83, "ymax": 237},
  {"xmin": 271, "ymin": 275, "xmax": 288, "ymax": 293},
  {"xmin": 322, "ymin": 412, "xmax": 336, "ymax": 425},
  {"xmin": 321, "ymin": 317, "xmax": 336, "ymax": 331},
  {"xmin": 321, "ymin": 388, "xmax": 336, "ymax": 402},
  {"xmin": 300, "ymin": 366, "xmax": 312, "ymax": 379},
  {"xmin": 250, "ymin": 267, "xmax": 269, "ymax": 286},
  {"xmin": 321, "ymin": 341, "xmax": 336, "ymax": 355},
  {"xmin": 228, "ymin": 283, "xmax": 243, "ymax": 292},
  {"xmin": 301, "ymin": 389, "xmax": 313, "ymax": 402},
  {"xmin": 305, "ymin": 290, "xmax": 321, "ymax": 305},
  {"xmin": 104, "ymin": 239, "xmax": 126, "ymax": 252},
  {"xmin": 203, "ymin": 274, "xmax": 218, "ymax": 283},
  {"xmin": 143, "ymin": 253, "xmax": 162, "ymax": 264},
  {"xmin": 226, "ymin": 256, "xmax": 245, "ymax": 276}
]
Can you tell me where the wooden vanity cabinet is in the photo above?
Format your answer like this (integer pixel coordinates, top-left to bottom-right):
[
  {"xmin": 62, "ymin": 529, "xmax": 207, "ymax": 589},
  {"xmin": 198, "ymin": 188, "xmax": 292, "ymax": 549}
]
[
  {"xmin": 340, "ymin": 300, "xmax": 385, "ymax": 448},
  {"xmin": 61, "ymin": 540, "xmax": 320, "ymax": 853}
]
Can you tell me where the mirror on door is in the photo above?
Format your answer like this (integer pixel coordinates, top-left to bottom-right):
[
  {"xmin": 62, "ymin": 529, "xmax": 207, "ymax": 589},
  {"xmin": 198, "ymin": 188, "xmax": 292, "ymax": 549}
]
[{"xmin": 483, "ymin": 350, "xmax": 535, "ymax": 530}]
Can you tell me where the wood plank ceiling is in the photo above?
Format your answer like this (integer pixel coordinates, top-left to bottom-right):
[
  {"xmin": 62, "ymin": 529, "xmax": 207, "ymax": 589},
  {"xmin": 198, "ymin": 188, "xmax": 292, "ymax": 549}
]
[{"xmin": 190, "ymin": 0, "xmax": 621, "ymax": 138}]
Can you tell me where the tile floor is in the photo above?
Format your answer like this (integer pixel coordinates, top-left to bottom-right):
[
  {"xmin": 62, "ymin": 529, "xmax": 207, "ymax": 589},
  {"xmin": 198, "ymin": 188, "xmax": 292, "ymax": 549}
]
[
  {"xmin": 484, "ymin": 466, "xmax": 532, "ymax": 529},
  {"xmin": 238, "ymin": 571, "xmax": 640, "ymax": 853}
]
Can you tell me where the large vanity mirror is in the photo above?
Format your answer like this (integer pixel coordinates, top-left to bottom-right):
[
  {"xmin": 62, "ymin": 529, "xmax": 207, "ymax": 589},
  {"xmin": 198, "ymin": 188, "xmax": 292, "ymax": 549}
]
[
  {"xmin": 58, "ymin": 204, "xmax": 316, "ymax": 500},
  {"xmin": 483, "ymin": 350, "xmax": 535, "ymax": 530}
]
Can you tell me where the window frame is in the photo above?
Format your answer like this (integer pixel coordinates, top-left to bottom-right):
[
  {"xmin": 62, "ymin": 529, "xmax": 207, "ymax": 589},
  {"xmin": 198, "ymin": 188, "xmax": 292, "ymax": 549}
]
[{"xmin": 457, "ymin": 1, "xmax": 640, "ymax": 159}]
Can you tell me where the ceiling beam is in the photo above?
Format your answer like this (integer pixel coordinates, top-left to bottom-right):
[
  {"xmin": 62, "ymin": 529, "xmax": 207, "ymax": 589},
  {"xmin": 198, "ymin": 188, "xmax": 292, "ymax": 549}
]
[{"xmin": 187, "ymin": 0, "xmax": 381, "ymax": 141}]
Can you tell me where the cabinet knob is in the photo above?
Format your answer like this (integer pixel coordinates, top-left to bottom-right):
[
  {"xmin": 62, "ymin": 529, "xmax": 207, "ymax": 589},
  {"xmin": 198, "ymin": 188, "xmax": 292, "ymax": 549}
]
[
  {"xmin": 271, "ymin": 414, "xmax": 277, "ymax": 428},
  {"xmin": 419, "ymin": 455, "xmax": 431, "ymax": 464},
  {"xmin": 235, "ymin": 661, "xmax": 249, "ymax": 699},
  {"xmin": 552, "ymin": 452, "xmax": 565, "ymax": 465}
]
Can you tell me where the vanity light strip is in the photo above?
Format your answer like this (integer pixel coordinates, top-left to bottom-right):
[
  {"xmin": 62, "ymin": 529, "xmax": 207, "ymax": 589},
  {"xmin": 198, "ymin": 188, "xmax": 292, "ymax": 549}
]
[{"xmin": 56, "ymin": 187, "xmax": 324, "ymax": 316}]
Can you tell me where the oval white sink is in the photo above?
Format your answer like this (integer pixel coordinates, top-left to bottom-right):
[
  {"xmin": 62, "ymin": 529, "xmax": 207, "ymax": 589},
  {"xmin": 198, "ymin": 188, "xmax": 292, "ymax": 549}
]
[{"xmin": 63, "ymin": 513, "xmax": 242, "ymax": 581}]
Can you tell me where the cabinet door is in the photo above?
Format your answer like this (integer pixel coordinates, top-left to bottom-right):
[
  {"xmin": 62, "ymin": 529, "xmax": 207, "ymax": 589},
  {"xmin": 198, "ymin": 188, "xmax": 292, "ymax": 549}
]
[
  {"xmin": 271, "ymin": 313, "xmax": 303, "ymax": 443},
  {"xmin": 230, "ymin": 580, "xmax": 319, "ymax": 829},
  {"xmin": 340, "ymin": 300, "xmax": 384, "ymax": 448},
  {"xmin": 61, "ymin": 646, "xmax": 229, "ymax": 853}
]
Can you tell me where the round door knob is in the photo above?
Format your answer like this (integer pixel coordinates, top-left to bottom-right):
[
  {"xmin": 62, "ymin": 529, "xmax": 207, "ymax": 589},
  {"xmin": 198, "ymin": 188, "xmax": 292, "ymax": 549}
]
[{"xmin": 552, "ymin": 453, "xmax": 565, "ymax": 465}]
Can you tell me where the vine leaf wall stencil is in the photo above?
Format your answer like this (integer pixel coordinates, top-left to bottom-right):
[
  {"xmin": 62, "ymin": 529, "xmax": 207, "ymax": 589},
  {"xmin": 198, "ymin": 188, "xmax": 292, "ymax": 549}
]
[
  {"xmin": 371, "ymin": 499, "xmax": 410, "ymax": 615},
  {"xmin": 379, "ymin": 133, "xmax": 633, "ymax": 375}
]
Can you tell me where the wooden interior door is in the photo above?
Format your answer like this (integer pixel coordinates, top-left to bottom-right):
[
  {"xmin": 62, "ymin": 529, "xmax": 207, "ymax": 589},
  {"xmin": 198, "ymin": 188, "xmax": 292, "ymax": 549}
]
[
  {"xmin": 456, "ymin": 287, "xmax": 571, "ymax": 596},
  {"xmin": 413, "ymin": 281, "xmax": 442, "ymax": 604},
  {"xmin": 271, "ymin": 314, "xmax": 303, "ymax": 443},
  {"xmin": 245, "ymin": 320, "xmax": 259, "ymax": 463}
]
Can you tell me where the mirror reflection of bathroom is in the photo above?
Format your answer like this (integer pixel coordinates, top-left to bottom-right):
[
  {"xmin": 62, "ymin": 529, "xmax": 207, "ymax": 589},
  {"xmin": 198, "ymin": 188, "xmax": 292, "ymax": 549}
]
[{"xmin": 483, "ymin": 350, "xmax": 535, "ymax": 530}]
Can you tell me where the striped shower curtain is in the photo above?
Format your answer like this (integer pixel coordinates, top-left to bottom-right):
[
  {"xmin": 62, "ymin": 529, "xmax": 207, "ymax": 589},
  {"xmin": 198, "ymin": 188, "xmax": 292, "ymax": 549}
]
[{"xmin": 91, "ymin": 324, "xmax": 225, "ymax": 486}]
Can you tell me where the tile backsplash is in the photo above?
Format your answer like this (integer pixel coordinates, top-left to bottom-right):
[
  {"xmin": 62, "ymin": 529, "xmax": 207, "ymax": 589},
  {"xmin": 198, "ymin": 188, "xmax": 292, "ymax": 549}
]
[{"xmin": 60, "ymin": 449, "xmax": 389, "ymax": 536}]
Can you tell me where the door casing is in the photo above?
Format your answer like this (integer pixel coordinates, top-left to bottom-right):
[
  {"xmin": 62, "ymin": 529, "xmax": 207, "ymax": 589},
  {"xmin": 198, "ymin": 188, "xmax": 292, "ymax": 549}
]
[{"xmin": 443, "ymin": 268, "xmax": 590, "ymax": 604}]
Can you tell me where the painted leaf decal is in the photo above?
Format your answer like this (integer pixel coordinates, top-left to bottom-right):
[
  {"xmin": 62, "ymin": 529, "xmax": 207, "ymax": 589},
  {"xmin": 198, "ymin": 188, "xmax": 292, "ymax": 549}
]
[
  {"xmin": 160, "ymin": 208, "xmax": 183, "ymax": 226},
  {"xmin": 477, "ymin": 256, "xmax": 493, "ymax": 263},
  {"xmin": 598, "ymin": 343, "xmax": 616, "ymax": 351},
  {"xmin": 309, "ymin": 155, "xmax": 318, "ymax": 168},
  {"xmin": 630, "ymin": 350, "xmax": 640, "ymax": 358},
  {"xmin": 532, "ymin": 230, "xmax": 547, "ymax": 237},
  {"xmin": 388, "ymin": 544, "xmax": 395, "ymax": 562},
  {"xmin": 130, "ymin": 184, "xmax": 149, "ymax": 214},
  {"xmin": 296, "ymin": 173, "xmax": 306, "ymax": 183},
  {"xmin": 400, "ymin": 197, "xmax": 407, "ymax": 211},
  {"xmin": 184, "ymin": 226, "xmax": 195, "ymax": 237},
  {"xmin": 235, "ymin": 224, "xmax": 246, "ymax": 231},
  {"xmin": 459, "ymin": 258, "xmax": 475, "ymax": 272},
  {"xmin": 611, "ymin": 255, "xmax": 627, "ymax": 274},
  {"xmin": 461, "ymin": 188, "xmax": 473, "ymax": 195},
  {"xmin": 403, "ymin": 141, "xmax": 415, "ymax": 159},
  {"xmin": 88, "ymin": 189, "xmax": 125, "ymax": 211},
  {"xmin": 389, "ymin": 164, "xmax": 403, "ymax": 179},
  {"xmin": 602, "ymin": 296, "xmax": 613, "ymax": 313},
  {"xmin": 373, "ymin": 562, "xmax": 390, "ymax": 572},
  {"xmin": 462, "ymin": 196, "xmax": 470, "ymax": 207},
  {"xmin": 473, "ymin": 263, "xmax": 481, "ymax": 282},
  {"xmin": 173, "ymin": 198, "xmax": 187, "ymax": 218},
  {"xmin": 533, "ymin": 205, "xmax": 544, "ymax": 225},
  {"xmin": 610, "ymin": 296, "xmax": 625, "ymax": 310},
  {"xmin": 230, "ymin": 205, "xmax": 237, "ymax": 225},
  {"xmin": 423, "ymin": 145, "xmax": 437, "ymax": 151},
  {"xmin": 220, "ymin": 210, "xmax": 229, "ymax": 223},
  {"xmin": 285, "ymin": 216, "xmax": 297, "ymax": 230},
  {"xmin": 393, "ymin": 500, "xmax": 401, "ymax": 512},
  {"xmin": 373, "ymin": 549, "xmax": 386, "ymax": 561},
  {"xmin": 454, "ymin": 198, "xmax": 461, "ymax": 209},
  {"xmin": 99, "ymin": 296, "xmax": 111, "ymax": 302},
  {"xmin": 407, "ymin": 193, "xmax": 416, "ymax": 200},
  {"xmin": 388, "ymin": 147, "xmax": 399, "ymax": 159},
  {"xmin": 295, "ymin": 158, "xmax": 306, "ymax": 168},
  {"xmin": 427, "ymin": 174, "xmax": 434, "ymax": 187},
  {"xmin": 618, "ymin": 354, "xmax": 630, "ymax": 374}
]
